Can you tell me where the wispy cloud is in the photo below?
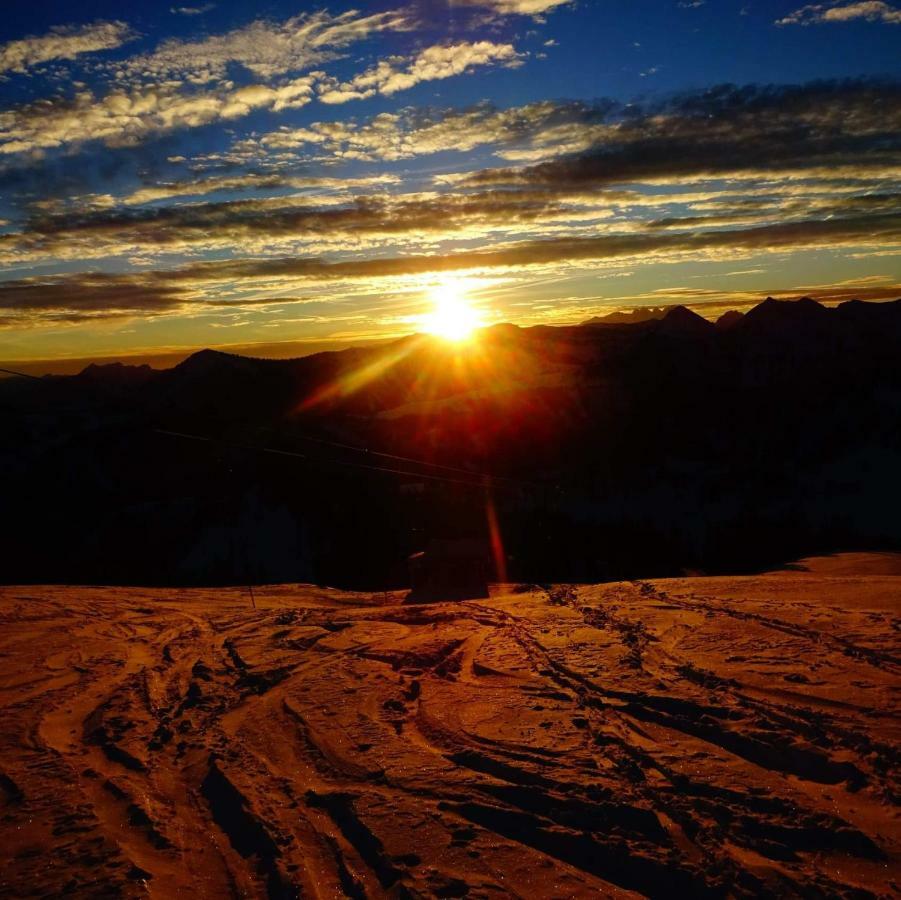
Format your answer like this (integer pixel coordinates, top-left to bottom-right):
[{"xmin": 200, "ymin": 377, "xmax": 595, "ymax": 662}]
[
  {"xmin": 317, "ymin": 41, "xmax": 522, "ymax": 104},
  {"xmin": 2, "ymin": 208, "xmax": 898, "ymax": 323},
  {"xmin": 240, "ymin": 100, "xmax": 615, "ymax": 164},
  {"xmin": 0, "ymin": 10, "xmax": 418, "ymax": 156},
  {"xmin": 120, "ymin": 172, "xmax": 399, "ymax": 206},
  {"xmin": 120, "ymin": 9, "xmax": 412, "ymax": 84},
  {"xmin": 0, "ymin": 76, "xmax": 317, "ymax": 156},
  {"xmin": 0, "ymin": 28, "xmax": 523, "ymax": 156},
  {"xmin": 456, "ymin": 0, "xmax": 571, "ymax": 15},
  {"xmin": 226, "ymin": 79, "xmax": 899, "ymax": 176},
  {"xmin": 456, "ymin": 81, "xmax": 901, "ymax": 188},
  {"xmin": 777, "ymin": 2, "xmax": 901, "ymax": 25},
  {"xmin": 0, "ymin": 21, "xmax": 135, "ymax": 75},
  {"xmin": 170, "ymin": 4, "xmax": 215, "ymax": 15},
  {"xmin": 1, "ymin": 80, "xmax": 896, "ymax": 276},
  {"xmin": 0, "ymin": 4, "xmax": 896, "ymax": 348}
]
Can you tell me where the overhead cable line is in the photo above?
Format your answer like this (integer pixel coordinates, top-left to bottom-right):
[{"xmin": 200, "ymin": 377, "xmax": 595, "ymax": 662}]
[
  {"xmin": 277, "ymin": 430, "xmax": 534, "ymax": 487},
  {"xmin": 3, "ymin": 363, "xmax": 539, "ymax": 491},
  {"xmin": 154, "ymin": 429, "xmax": 525, "ymax": 492},
  {"xmin": 0, "ymin": 366, "xmax": 43, "ymax": 380}
]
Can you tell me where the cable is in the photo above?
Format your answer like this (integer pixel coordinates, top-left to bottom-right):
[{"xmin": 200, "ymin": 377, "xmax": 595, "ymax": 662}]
[
  {"xmin": 0, "ymin": 366, "xmax": 43, "ymax": 380},
  {"xmin": 154, "ymin": 429, "xmax": 524, "ymax": 492},
  {"xmin": 281, "ymin": 430, "xmax": 533, "ymax": 487},
  {"xmin": 2, "ymin": 361, "xmax": 535, "ymax": 490}
]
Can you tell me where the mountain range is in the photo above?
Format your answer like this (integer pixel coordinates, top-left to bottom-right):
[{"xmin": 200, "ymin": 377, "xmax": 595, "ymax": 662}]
[{"xmin": 2, "ymin": 297, "xmax": 899, "ymax": 587}]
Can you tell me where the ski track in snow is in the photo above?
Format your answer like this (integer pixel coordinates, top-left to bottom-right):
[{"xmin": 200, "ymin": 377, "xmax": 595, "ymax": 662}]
[{"xmin": 0, "ymin": 564, "xmax": 899, "ymax": 898}]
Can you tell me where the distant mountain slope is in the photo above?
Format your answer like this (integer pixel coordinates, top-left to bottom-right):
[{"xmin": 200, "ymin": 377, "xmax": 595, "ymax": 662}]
[
  {"xmin": 1, "ymin": 297, "xmax": 899, "ymax": 587},
  {"xmin": 582, "ymin": 305, "xmax": 669, "ymax": 326}
]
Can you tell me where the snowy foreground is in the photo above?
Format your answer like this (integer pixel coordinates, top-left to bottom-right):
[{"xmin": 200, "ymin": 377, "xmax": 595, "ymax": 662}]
[{"xmin": 1, "ymin": 556, "xmax": 898, "ymax": 898}]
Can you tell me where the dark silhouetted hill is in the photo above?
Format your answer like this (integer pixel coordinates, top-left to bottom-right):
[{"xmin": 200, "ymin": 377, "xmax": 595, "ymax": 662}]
[
  {"xmin": 583, "ymin": 306, "xmax": 669, "ymax": 326},
  {"xmin": 715, "ymin": 309, "xmax": 745, "ymax": 330},
  {"xmin": 1, "ymin": 297, "xmax": 899, "ymax": 588}
]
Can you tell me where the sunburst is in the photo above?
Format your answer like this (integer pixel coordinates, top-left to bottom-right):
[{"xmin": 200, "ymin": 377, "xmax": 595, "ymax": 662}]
[{"xmin": 422, "ymin": 276, "xmax": 483, "ymax": 341}]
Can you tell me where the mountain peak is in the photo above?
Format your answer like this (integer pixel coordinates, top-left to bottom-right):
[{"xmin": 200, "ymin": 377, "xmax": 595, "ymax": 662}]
[
  {"xmin": 75, "ymin": 360, "xmax": 156, "ymax": 385},
  {"xmin": 175, "ymin": 347, "xmax": 240, "ymax": 370},
  {"xmin": 750, "ymin": 296, "xmax": 827, "ymax": 316},
  {"xmin": 182, "ymin": 348, "xmax": 232, "ymax": 362},
  {"xmin": 583, "ymin": 306, "xmax": 668, "ymax": 327},
  {"xmin": 716, "ymin": 309, "xmax": 745, "ymax": 331},
  {"xmin": 658, "ymin": 305, "xmax": 714, "ymax": 335}
]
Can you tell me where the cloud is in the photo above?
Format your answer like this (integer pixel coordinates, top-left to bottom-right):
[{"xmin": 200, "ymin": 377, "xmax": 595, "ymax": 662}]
[
  {"xmin": 193, "ymin": 211, "xmax": 901, "ymax": 279},
  {"xmin": 455, "ymin": 0, "xmax": 571, "ymax": 14},
  {"xmin": 316, "ymin": 41, "xmax": 522, "ymax": 104},
  {"xmin": 254, "ymin": 99, "xmax": 612, "ymax": 163},
  {"xmin": 171, "ymin": 4, "xmax": 215, "ymax": 15},
  {"xmin": 0, "ymin": 271, "xmax": 190, "ymax": 319},
  {"xmin": 2, "ymin": 210, "xmax": 898, "ymax": 322},
  {"xmin": 121, "ymin": 9, "xmax": 411, "ymax": 84},
  {"xmin": 1, "ymin": 77, "xmax": 898, "ymax": 329},
  {"xmin": 120, "ymin": 172, "xmax": 399, "ymax": 205},
  {"xmin": 0, "ymin": 35, "xmax": 521, "ymax": 157},
  {"xmin": 0, "ymin": 56, "xmax": 527, "ymax": 158},
  {"xmin": 777, "ymin": 2, "xmax": 901, "ymax": 25},
  {"xmin": 0, "ymin": 184, "xmax": 591, "ymax": 265},
  {"xmin": 455, "ymin": 80, "xmax": 901, "ymax": 188},
  {"xmin": 2, "ymin": 80, "xmax": 897, "ymax": 271},
  {"xmin": 0, "ymin": 21, "xmax": 135, "ymax": 75},
  {"xmin": 233, "ymin": 80, "xmax": 899, "ymax": 175},
  {"xmin": 0, "ymin": 77, "xmax": 317, "ymax": 156},
  {"xmin": 4, "ymin": 181, "xmax": 894, "ymax": 269}
]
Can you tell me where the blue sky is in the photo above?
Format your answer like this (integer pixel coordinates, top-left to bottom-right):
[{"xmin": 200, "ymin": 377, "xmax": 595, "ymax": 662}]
[{"xmin": 0, "ymin": 0, "xmax": 898, "ymax": 366}]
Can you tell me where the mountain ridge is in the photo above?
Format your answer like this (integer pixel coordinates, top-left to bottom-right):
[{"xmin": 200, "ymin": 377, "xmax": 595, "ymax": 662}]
[
  {"xmin": 2, "ymin": 295, "xmax": 899, "ymax": 588},
  {"xmin": 61, "ymin": 296, "xmax": 901, "ymax": 388}
]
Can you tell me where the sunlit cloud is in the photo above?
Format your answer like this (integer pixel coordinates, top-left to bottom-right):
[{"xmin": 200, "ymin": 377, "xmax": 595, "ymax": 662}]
[
  {"xmin": 317, "ymin": 41, "xmax": 522, "ymax": 104},
  {"xmin": 0, "ymin": 38, "xmax": 525, "ymax": 157},
  {"xmin": 0, "ymin": 9, "xmax": 421, "ymax": 158},
  {"xmin": 119, "ymin": 172, "xmax": 400, "ymax": 205},
  {"xmin": 1, "ymin": 103, "xmax": 897, "ymax": 272},
  {"xmin": 777, "ymin": 2, "xmax": 901, "ymax": 25},
  {"xmin": 120, "ymin": 9, "xmax": 412, "ymax": 84},
  {"xmin": 218, "ymin": 80, "xmax": 899, "ymax": 181},
  {"xmin": 0, "ymin": 77, "xmax": 317, "ymax": 156},
  {"xmin": 1, "ymin": 210, "xmax": 897, "ymax": 326},
  {"xmin": 454, "ymin": 0, "xmax": 571, "ymax": 16},
  {"xmin": 253, "ymin": 100, "xmax": 609, "ymax": 162},
  {"xmin": 0, "ymin": 21, "xmax": 135, "ymax": 75},
  {"xmin": 0, "ymin": 3, "xmax": 897, "ymax": 362},
  {"xmin": 457, "ymin": 81, "xmax": 901, "ymax": 189}
]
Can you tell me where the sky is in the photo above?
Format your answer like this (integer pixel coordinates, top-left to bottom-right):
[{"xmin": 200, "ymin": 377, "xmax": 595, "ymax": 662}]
[{"xmin": 0, "ymin": 0, "xmax": 899, "ymax": 368}]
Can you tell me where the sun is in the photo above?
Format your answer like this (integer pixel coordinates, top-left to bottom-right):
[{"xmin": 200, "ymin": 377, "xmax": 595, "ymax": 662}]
[{"xmin": 422, "ymin": 277, "xmax": 483, "ymax": 342}]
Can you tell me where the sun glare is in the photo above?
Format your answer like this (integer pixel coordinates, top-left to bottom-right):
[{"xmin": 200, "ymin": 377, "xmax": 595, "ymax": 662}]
[{"xmin": 423, "ymin": 278, "xmax": 483, "ymax": 342}]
